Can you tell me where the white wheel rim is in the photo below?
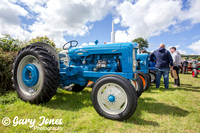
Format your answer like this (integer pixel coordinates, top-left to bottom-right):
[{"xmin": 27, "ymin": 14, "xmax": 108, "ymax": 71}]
[
  {"xmin": 150, "ymin": 73, "xmax": 155, "ymax": 82},
  {"xmin": 17, "ymin": 55, "xmax": 44, "ymax": 96},
  {"xmin": 97, "ymin": 83, "xmax": 128, "ymax": 115}
]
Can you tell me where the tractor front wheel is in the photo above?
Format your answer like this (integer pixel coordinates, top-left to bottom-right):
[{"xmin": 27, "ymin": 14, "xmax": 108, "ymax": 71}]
[{"xmin": 91, "ymin": 74, "xmax": 137, "ymax": 121}]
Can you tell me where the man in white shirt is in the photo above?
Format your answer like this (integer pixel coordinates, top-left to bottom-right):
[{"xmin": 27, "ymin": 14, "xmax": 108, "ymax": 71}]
[{"xmin": 170, "ymin": 47, "xmax": 181, "ymax": 87}]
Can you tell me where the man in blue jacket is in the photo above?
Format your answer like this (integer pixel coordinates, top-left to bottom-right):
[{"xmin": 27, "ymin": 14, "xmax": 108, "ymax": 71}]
[{"xmin": 150, "ymin": 44, "xmax": 173, "ymax": 89}]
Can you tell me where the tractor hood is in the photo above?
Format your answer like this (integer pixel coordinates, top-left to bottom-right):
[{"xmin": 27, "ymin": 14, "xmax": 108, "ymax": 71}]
[{"xmin": 68, "ymin": 42, "xmax": 138, "ymax": 57}]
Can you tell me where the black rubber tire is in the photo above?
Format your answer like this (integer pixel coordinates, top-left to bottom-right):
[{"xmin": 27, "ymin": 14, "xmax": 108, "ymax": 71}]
[
  {"xmin": 149, "ymin": 70, "xmax": 156, "ymax": 83},
  {"xmin": 91, "ymin": 74, "xmax": 137, "ymax": 121},
  {"xmin": 137, "ymin": 71, "xmax": 150, "ymax": 91},
  {"xmin": 12, "ymin": 43, "xmax": 59, "ymax": 104},
  {"xmin": 131, "ymin": 74, "xmax": 143, "ymax": 97},
  {"xmin": 192, "ymin": 69, "xmax": 198, "ymax": 78}
]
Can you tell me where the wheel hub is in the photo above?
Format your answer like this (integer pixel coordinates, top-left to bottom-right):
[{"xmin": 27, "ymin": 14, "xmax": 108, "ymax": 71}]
[
  {"xmin": 108, "ymin": 95, "xmax": 115, "ymax": 103},
  {"xmin": 22, "ymin": 64, "xmax": 39, "ymax": 87}
]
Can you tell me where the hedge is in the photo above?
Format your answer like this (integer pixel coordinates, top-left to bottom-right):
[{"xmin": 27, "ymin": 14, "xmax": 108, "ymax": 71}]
[{"xmin": 0, "ymin": 50, "xmax": 17, "ymax": 95}]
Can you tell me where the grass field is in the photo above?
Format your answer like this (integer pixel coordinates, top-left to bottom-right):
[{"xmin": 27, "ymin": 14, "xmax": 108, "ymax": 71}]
[{"xmin": 0, "ymin": 73, "xmax": 200, "ymax": 133}]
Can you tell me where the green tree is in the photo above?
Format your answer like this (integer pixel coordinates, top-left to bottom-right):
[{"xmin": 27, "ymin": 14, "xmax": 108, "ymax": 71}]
[
  {"xmin": 185, "ymin": 57, "xmax": 189, "ymax": 60},
  {"xmin": 29, "ymin": 36, "xmax": 56, "ymax": 48},
  {"xmin": 0, "ymin": 34, "xmax": 21, "ymax": 52},
  {"xmin": 133, "ymin": 37, "xmax": 149, "ymax": 52},
  {"xmin": 197, "ymin": 57, "xmax": 200, "ymax": 61}
]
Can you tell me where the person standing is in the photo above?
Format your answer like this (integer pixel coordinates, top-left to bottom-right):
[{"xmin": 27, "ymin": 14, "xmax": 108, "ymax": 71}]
[
  {"xmin": 170, "ymin": 47, "xmax": 181, "ymax": 87},
  {"xmin": 150, "ymin": 43, "xmax": 173, "ymax": 89},
  {"xmin": 182, "ymin": 59, "xmax": 188, "ymax": 74},
  {"xmin": 192, "ymin": 60, "xmax": 198, "ymax": 69}
]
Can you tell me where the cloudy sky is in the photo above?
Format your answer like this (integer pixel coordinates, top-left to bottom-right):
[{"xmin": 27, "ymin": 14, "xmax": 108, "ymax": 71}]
[{"xmin": 0, "ymin": 0, "xmax": 200, "ymax": 55}]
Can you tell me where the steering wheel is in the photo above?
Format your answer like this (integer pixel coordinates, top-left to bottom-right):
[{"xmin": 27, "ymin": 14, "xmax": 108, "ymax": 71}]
[{"xmin": 63, "ymin": 40, "xmax": 78, "ymax": 50}]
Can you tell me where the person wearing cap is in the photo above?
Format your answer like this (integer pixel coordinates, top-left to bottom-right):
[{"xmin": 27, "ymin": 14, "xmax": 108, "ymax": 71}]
[
  {"xmin": 170, "ymin": 47, "xmax": 181, "ymax": 87},
  {"xmin": 150, "ymin": 43, "xmax": 173, "ymax": 89}
]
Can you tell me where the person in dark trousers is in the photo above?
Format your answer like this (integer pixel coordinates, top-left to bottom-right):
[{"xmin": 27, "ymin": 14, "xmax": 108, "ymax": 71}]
[
  {"xmin": 150, "ymin": 44, "xmax": 173, "ymax": 89},
  {"xmin": 170, "ymin": 47, "xmax": 181, "ymax": 87},
  {"xmin": 192, "ymin": 60, "xmax": 198, "ymax": 69},
  {"xmin": 182, "ymin": 59, "xmax": 188, "ymax": 74}
]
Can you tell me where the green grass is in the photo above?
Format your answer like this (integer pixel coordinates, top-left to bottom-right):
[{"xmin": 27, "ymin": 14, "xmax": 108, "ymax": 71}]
[{"xmin": 0, "ymin": 73, "xmax": 200, "ymax": 132}]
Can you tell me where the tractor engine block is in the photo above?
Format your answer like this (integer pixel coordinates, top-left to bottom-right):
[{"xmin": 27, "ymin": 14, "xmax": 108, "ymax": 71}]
[{"xmin": 59, "ymin": 43, "xmax": 138, "ymax": 87}]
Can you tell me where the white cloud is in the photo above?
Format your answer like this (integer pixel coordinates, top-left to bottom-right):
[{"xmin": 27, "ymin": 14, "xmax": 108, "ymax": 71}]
[
  {"xmin": 1, "ymin": 0, "xmax": 200, "ymax": 49},
  {"xmin": 166, "ymin": 45, "xmax": 187, "ymax": 55},
  {"xmin": 113, "ymin": 17, "xmax": 120, "ymax": 24},
  {"xmin": 116, "ymin": 0, "xmax": 182, "ymax": 42},
  {"xmin": 115, "ymin": 0, "xmax": 200, "ymax": 43},
  {"xmin": 1, "ymin": 0, "xmax": 118, "ymax": 47},
  {"xmin": 115, "ymin": 30, "xmax": 130, "ymax": 42},
  {"xmin": 0, "ymin": 0, "xmax": 30, "ymax": 40},
  {"xmin": 179, "ymin": 0, "xmax": 200, "ymax": 24},
  {"xmin": 178, "ymin": 50, "xmax": 187, "ymax": 55},
  {"xmin": 188, "ymin": 40, "xmax": 200, "ymax": 55},
  {"xmin": 21, "ymin": 0, "xmax": 117, "ymax": 47}
]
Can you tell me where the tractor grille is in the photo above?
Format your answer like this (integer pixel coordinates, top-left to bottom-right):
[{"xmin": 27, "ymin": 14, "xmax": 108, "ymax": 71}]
[{"xmin": 133, "ymin": 48, "xmax": 137, "ymax": 72}]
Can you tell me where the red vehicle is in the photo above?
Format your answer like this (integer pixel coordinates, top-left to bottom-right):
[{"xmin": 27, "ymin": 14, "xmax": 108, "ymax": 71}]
[
  {"xmin": 192, "ymin": 69, "xmax": 199, "ymax": 78},
  {"xmin": 180, "ymin": 61, "xmax": 200, "ymax": 74}
]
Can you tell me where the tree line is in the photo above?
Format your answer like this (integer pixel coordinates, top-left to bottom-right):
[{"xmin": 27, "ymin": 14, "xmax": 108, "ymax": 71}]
[
  {"xmin": 0, "ymin": 34, "xmax": 199, "ymax": 61},
  {"xmin": 0, "ymin": 34, "xmax": 55, "ymax": 52}
]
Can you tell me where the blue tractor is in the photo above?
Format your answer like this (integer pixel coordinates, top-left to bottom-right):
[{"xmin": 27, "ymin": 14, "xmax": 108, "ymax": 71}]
[
  {"xmin": 136, "ymin": 53, "xmax": 151, "ymax": 91},
  {"xmin": 12, "ymin": 41, "xmax": 141, "ymax": 121},
  {"xmin": 137, "ymin": 54, "xmax": 156, "ymax": 84},
  {"xmin": 148, "ymin": 60, "xmax": 156, "ymax": 83}
]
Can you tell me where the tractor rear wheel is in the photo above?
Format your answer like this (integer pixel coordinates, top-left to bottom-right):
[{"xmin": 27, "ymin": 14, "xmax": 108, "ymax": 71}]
[
  {"xmin": 149, "ymin": 70, "xmax": 156, "ymax": 83},
  {"xmin": 131, "ymin": 74, "xmax": 143, "ymax": 97},
  {"xmin": 137, "ymin": 71, "xmax": 150, "ymax": 91},
  {"xmin": 12, "ymin": 43, "xmax": 59, "ymax": 104},
  {"xmin": 91, "ymin": 74, "xmax": 137, "ymax": 121}
]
